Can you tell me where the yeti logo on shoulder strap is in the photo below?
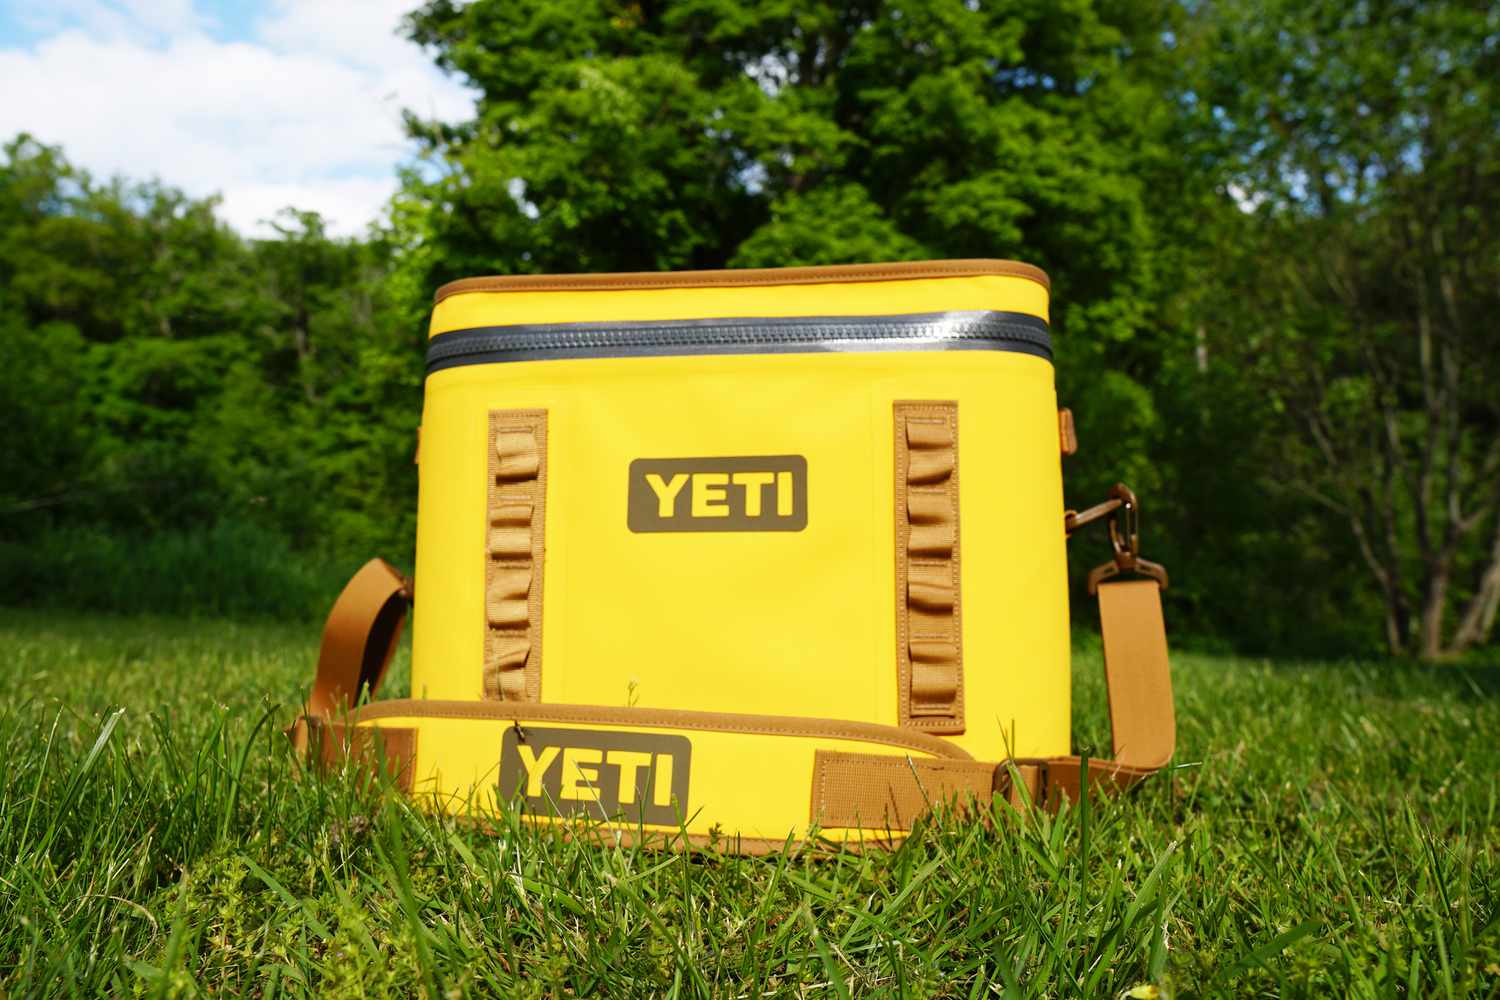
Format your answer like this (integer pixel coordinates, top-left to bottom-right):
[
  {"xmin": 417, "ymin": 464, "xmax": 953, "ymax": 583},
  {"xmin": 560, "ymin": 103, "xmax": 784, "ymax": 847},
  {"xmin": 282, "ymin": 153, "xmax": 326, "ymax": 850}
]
[
  {"xmin": 499, "ymin": 726, "xmax": 692, "ymax": 825},
  {"xmin": 627, "ymin": 455, "xmax": 808, "ymax": 532}
]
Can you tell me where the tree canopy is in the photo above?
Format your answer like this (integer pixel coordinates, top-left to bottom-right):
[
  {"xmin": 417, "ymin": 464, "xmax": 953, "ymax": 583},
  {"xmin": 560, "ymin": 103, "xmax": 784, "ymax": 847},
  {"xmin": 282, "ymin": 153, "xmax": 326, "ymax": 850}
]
[
  {"xmin": 1, "ymin": 0, "xmax": 1496, "ymax": 657},
  {"xmin": 1184, "ymin": 0, "xmax": 1500, "ymax": 655},
  {"xmin": 0, "ymin": 137, "xmax": 419, "ymax": 615}
]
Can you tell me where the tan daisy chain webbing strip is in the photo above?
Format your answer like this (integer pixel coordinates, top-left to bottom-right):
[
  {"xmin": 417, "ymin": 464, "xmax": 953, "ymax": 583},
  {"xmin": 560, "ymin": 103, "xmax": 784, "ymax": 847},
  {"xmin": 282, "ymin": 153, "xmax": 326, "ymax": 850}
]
[
  {"xmin": 894, "ymin": 402, "xmax": 964, "ymax": 733},
  {"xmin": 484, "ymin": 410, "xmax": 547, "ymax": 701}
]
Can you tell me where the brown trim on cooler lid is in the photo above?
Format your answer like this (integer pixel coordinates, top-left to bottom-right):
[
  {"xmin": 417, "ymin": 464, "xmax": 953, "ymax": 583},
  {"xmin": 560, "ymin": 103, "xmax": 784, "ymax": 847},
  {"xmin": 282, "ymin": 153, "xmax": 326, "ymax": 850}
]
[{"xmin": 434, "ymin": 259, "xmax": 1050, "ymax": 303}]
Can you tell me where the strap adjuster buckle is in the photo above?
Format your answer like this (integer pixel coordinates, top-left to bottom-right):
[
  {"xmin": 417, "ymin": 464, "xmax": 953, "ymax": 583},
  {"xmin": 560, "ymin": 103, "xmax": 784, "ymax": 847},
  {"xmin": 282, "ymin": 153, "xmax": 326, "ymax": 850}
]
[
  {"xmin": 1068, "ymin": 483, "xmax": 1169, "ymax": 594},
  {"xmin": 993, "ymin": 757, "xmax": 1052, "ymax": 809}
]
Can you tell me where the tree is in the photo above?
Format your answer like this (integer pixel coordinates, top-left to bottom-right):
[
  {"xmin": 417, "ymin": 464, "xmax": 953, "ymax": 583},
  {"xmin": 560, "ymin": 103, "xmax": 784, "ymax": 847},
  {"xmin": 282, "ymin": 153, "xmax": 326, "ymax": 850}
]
[
  {"xmin": 397, "ymin": 0, "xmax": 1216, "ymax": 611},
  {"xmin": 399, "ymin": 0, "xmax": 1179, "ymax": 334},
  {"xmin": 1190, "ymin": 0, "xmax": 1500, "ymax": 657},
  {"xmin": 0, "ymin": 136, "xmax": 420, "ymax": 564}
]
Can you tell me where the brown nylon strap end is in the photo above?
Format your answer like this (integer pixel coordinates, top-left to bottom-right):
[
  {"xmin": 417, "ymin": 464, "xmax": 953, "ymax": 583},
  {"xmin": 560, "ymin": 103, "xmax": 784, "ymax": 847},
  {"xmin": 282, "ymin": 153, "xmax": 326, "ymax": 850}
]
[
  {"xmin": 307, "ymin": 558, "xmax": 412, "ymax": 718},
  {"xmin": 998, "ymin": 576, "xmax": 1176, "ymax": 812},
  {"xmin": 1098, "ymin": 578, "xmax": 1176, "ymax": 770},
  {"xmin": 992, "ymin": 760, "xmax": 1045, "ymax": 810},
  {"xmin": 285, "ymin": 715, "xmax": 312, "ymax": 756},
  {"xmin": 810, "ymin": 750, "xmax": 996, "ymax": 830},
  {"xmin": 1014, "ymin": 756, "xmax": 1162, "ymax": 812},
  {"xmin": 288, "ymin": 717, "xmax": 418, "ymax": 792}
]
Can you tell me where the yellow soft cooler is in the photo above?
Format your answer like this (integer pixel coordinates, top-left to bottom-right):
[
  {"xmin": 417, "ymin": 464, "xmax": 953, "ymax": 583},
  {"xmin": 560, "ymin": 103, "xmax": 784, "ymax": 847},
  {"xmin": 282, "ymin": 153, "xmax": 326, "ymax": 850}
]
[{"xmin": 289, "ymin": 260, "xmax": 1175, "ymax": 852}]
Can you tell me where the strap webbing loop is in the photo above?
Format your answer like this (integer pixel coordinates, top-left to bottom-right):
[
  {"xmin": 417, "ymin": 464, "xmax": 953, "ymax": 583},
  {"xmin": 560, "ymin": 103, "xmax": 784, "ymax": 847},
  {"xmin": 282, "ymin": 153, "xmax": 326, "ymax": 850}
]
[
  {"xmin": 811, "ymin": 577, "xmax": 1175, "ymax": 825},
  {"xmin": 297, "ymin": 565, "xmax": 1174, "ymax": 832},
  {"xmin": 1003, "ymin": 577, "xmax": 1175, "ymax": 810},
  {"xmin": 289, "ymin": 558, "xmax": 412, "ymax": 774},
  {"xmin": 306, "ymin": 558, "xmax": 411, "ymax": 718}
]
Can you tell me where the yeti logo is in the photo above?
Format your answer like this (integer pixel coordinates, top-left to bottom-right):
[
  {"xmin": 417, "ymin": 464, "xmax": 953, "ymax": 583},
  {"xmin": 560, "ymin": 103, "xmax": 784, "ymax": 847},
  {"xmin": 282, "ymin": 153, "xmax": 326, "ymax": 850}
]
[
  {"xmin": 499, "ymin": 726, "xmax": 691, "ymax": 825},
  {"xmin": 627, "ymin": 455, "xmax": 808, "ymax": 532}
]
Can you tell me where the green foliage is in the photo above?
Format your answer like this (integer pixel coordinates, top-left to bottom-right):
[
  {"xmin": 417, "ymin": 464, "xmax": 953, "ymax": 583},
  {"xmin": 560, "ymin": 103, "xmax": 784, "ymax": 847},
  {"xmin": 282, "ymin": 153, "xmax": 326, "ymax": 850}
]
[
  {"xmin": 1175, "ymin": 0, "xmax": 1500, "ymax": 656},
  {"xmin": 0, "ymin": 521, "xmax": 347, "ymax": 621},
  {"xmin": 1, "ymin": 0, "xmax": 1496, "ymax": 655},
  {"xmin": 0, "ymin": 137, "xmax": 419, "ymax": 610},
  {"xmin": 397, "ymin": 0, "xmax": 1317, "ymax": 648},
  {"xmin": 731, "ymin": 183, "xmax": 927, "ymax": 267},
  {"xmin": 1, "ymin": 610, "xmax": 1496, "ymax": 995},
  {"xmin": 0, "ymin": 316, "xmax": 89, "ymax": 518},
  {"xmin": 399, "ymin": 0, "xmax": 1173, "ymax": 319}
]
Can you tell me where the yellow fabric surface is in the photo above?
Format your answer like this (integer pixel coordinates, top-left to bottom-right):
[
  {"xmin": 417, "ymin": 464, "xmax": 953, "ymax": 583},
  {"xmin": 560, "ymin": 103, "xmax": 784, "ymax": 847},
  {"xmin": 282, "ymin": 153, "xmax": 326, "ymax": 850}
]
[
  {"xmin": 406, "ymin": 268, "xmax": 1069, "ymax": 840},
  {"xmin": 361, "ymin": 713, "xmax": 967, "ymax": 844},
  {"xmin": 429, "ymin": 274, "xmax": 1049, "ymax": 334}
]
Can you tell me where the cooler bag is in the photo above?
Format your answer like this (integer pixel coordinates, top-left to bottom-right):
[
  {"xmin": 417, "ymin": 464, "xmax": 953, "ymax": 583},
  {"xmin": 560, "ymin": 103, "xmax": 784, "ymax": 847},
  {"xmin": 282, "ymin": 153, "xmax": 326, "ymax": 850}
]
[{"xmin": 288, "ymin": 259, "xmax": 1176, "ymax": 852}]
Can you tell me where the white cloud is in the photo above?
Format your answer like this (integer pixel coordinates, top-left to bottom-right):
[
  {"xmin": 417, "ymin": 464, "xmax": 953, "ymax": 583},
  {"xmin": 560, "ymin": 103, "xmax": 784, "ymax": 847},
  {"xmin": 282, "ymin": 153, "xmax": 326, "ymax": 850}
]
[
  {"xmin": 214, "ymin": 175, "xmax": 402, "ymax": 235},
  {"xmin": 254, "ymin": 0, "xmax": 433, "ymax": 72},
  {"xmin": 0, "ymin": 0, "xmax": 474, "ymax": 236}
]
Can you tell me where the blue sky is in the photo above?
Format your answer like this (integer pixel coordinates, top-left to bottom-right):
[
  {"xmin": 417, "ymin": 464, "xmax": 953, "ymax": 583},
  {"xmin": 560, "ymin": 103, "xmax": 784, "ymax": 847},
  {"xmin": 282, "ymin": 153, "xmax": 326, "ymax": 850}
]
[
  {"xmin": 0, "ymin": 1, "xmax": 258, "ymax": 45},
  {"xmin": 0, "ymin": 0, "xmax": 474, "ymax": 235}
]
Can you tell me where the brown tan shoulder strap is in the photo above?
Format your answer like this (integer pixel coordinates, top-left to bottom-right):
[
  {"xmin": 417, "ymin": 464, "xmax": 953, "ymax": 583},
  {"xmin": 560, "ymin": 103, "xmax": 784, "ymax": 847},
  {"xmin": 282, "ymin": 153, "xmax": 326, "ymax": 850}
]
[
  {"xmin": 306, "ymin": 558, "xmax": 412, "ymax": 717},
  {"xmin": 288, "ymin": 558, "xmax": 411, "ymax": 761},
  {"xmin": 811, "ymin": 576, "xmax": 1175, "ymax": 826},
  {"xmin": 1015, "ymin": 576, "xmax": 1175, "ymax": 809},
  {"xmin": 1098, "ymin": 578, "xmax": 1175, "ymax": 770}
]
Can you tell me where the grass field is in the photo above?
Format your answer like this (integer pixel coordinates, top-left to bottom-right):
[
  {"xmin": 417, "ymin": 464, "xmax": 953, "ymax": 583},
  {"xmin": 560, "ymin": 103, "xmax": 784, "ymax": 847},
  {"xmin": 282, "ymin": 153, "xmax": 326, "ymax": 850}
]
[{"xmin": 1, "ymin": 609, "xmax": 1496, "ymax": 998}]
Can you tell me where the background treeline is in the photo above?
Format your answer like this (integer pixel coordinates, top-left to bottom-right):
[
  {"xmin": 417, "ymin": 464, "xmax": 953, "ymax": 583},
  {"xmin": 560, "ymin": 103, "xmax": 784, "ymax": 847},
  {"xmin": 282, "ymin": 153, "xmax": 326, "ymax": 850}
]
[
  {"xmin": 0, "ymin": 155, "xmax": 422, "ymax": 618},
  {"xmin": 2, "ymin": 0, "xmax": 1496, "ymax": 659}
]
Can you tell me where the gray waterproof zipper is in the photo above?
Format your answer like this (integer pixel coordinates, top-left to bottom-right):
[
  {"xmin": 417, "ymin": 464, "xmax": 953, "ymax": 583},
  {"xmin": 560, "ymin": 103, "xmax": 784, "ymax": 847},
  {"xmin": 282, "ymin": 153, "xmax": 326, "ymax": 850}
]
[{"xmin": 425, "ymin": 310, "xmax": 1051, "ymax": 374}]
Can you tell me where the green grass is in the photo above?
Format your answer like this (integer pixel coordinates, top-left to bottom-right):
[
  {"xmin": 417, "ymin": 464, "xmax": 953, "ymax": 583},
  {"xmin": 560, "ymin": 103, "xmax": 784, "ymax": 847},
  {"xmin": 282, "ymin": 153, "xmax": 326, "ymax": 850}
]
[
  {"xmin": 0, "ymin": 608, "xmax": 1496, "ymax": 997},
  {"xmin": 0, "ymin": 523, "xmax": 353, "ymax": 621}
]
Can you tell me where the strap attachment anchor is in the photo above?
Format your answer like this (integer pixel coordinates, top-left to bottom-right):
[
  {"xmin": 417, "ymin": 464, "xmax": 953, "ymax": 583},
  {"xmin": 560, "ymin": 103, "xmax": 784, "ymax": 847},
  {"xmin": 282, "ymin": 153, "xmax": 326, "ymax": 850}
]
[{"xmin": 1065, "ymin": 483, "xmax": 1168, "ymax": 594}]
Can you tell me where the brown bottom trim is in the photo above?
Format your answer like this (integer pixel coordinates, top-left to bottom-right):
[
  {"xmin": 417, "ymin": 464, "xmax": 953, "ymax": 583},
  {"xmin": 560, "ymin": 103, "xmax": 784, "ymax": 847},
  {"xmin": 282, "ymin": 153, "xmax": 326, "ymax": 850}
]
[{"xmin": 350, "ymin": 698, "xmax": 971, "ymax": 760}]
